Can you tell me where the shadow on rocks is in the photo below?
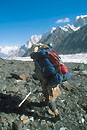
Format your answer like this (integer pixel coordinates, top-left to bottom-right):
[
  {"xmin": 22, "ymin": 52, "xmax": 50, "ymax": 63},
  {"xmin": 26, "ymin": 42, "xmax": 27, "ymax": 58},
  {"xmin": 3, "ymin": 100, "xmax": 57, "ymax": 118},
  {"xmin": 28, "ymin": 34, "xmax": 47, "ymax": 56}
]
[{"xmin": 0, "ymin": 93, "xmax": 60, "ymax": 123}]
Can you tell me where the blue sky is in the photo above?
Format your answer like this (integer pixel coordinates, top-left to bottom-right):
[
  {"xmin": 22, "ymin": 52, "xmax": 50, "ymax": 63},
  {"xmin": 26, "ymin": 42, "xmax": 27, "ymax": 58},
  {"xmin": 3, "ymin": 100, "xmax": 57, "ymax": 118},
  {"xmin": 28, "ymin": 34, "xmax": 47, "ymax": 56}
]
[{"xmin": 0, "ymin": 0, "xmax": 87, "ymax": 47}]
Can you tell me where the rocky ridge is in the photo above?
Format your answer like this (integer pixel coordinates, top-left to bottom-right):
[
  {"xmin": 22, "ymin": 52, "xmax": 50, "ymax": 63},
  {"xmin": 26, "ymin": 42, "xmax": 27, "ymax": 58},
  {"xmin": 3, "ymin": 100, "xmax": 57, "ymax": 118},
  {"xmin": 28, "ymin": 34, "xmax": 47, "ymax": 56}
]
[
  {"xmin": 55, "ymin": 25, "xmax": 87, "ymax": 54},
  {"xmin": 0, "ymin": 58, "xmax": 87, "ymax": 130}
]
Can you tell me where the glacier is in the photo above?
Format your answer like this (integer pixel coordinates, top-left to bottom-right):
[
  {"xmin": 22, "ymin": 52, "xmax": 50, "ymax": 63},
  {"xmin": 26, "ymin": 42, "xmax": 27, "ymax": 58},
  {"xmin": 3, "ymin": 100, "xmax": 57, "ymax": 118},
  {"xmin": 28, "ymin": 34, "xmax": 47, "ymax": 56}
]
[{"xmin": 5, "ymin": 53, "xmax": 87, "ymax": 64}]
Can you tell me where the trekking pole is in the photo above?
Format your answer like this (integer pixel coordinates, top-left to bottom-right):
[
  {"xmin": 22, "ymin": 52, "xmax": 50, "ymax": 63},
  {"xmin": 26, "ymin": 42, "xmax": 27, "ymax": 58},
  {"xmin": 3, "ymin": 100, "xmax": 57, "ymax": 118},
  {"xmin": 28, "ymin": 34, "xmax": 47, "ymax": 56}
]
[{"xmin": 18, "ymin": 92, "xmax": 31, "ymax": 107}]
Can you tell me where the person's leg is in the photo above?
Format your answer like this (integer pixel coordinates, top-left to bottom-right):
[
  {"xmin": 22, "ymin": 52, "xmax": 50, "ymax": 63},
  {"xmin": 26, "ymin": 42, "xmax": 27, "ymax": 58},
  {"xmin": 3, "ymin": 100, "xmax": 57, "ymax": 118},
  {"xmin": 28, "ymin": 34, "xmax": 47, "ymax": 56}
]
[
  {"xmin": 41, "ymin": 80, "xmax": 49, "ymax": 102},
  {"xmin": 47, "ymin": 84, "xmax": 61, "ymax": 116}
]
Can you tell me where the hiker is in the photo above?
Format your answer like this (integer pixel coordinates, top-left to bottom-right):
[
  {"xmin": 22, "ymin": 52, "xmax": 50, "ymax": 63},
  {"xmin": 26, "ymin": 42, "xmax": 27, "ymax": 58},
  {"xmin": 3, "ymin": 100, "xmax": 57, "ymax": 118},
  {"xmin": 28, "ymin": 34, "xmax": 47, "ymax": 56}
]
[{"xmin": 31, "ymin": 42, "xmax": 70, "ymax": 116}]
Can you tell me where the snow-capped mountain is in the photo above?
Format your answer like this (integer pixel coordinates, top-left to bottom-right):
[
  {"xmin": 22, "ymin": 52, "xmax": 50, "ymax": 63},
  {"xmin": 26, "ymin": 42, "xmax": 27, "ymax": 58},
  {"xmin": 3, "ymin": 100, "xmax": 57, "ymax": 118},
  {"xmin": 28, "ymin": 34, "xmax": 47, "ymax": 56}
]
[
  {"xmin": 39, "ymin": 14, "xmax": 87, "ymax": 54},
  {"xmin": 9, "ymin": 35, "xmax": 42, "ymax": 57},
  {"xmin": 59, "ymin": 15, "xmax": 87, "ymax": 32},
  {"xmin": 73, "ymin": 15, "xmax": 87, "ymax": 27},
  {"xmin": 60, "ymin": 24, "xmax": 80, "ymax": 32},
  {"xmin": 0, "ymin": 46, "xmax": 18, "ymax": 58},
  {"xmin": 55, "ymin": 24, "xmax": 87, "ymax": 54},
  {"xmin": 41, "ymin": 27, "xmax": 56, "ymax": 39},
  {"xmin": 25, "ymin": 35, "xmax": 42, "ymax": 48},
  {"xmin": 40, "ymin": 15, "xmax": 86, "ymax": 46}
]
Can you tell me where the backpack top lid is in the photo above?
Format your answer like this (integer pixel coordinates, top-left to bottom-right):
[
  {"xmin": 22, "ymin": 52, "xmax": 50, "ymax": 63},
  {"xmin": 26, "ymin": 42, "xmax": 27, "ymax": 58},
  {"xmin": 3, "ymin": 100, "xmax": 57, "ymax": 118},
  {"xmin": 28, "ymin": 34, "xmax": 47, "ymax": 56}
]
[{"xmin": 47, "ymin": 42, "xmax": 54, "ymax": 48}]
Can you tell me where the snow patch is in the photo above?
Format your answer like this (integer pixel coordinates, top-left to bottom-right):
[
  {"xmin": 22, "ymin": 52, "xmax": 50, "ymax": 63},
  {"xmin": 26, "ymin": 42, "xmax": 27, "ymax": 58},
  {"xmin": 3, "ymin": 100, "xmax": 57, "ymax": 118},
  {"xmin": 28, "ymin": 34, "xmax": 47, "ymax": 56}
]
[
  {"xmin": 50, "ymin": 27, "xmax": 56, "ymax": 33},
  {"xmin": 5, "ymin": 56, "xmax": 33, "ymax": 61},
  {"xmin": 60, "ymin": 24, "xmax": 80, "ymax": 32},
  {"xmin": 60, "ymin": 53, "xmax": 87, "ymax": 64},
  {"xmin": 70, "ymin": 25, "xmax": 80, "ymax": 31},
  {"xmin": 76, "ymin": 15, "xmax": 87, "ymax": 20}
]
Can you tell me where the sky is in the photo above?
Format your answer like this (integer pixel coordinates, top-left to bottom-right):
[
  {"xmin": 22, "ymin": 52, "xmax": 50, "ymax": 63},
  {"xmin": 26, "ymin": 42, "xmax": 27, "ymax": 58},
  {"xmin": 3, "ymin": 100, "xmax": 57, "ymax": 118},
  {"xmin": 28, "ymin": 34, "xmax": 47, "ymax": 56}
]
[{"xmin": 0, "ymin": 0, "xmax": 87, "ymax": 48}]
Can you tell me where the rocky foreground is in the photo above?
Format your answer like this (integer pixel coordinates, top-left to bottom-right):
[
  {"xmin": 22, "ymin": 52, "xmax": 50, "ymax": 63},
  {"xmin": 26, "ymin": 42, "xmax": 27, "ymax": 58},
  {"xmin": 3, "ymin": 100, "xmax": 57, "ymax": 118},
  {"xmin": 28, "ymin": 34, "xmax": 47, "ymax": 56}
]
[{"xmin": 0, "ymin": 58, "xmax": 87, "ymax": 130}]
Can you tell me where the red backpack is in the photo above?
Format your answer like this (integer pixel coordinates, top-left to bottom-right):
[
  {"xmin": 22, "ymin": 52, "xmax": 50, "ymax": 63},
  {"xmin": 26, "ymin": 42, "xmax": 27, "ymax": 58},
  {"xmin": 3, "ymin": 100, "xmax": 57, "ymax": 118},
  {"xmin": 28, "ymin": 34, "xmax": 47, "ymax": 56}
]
[{"xmin": 46, "ymin": 51, "xmax": 68, "ymax": 74}]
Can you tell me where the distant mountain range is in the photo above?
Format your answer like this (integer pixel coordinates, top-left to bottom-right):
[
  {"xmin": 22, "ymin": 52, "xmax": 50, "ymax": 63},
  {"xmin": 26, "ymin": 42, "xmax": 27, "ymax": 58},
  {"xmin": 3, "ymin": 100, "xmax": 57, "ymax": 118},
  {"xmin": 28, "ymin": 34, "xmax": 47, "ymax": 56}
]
[
  {"xmin": 0, "ymin": 52, "xmax": 8, "ymax": 58},
  {"xmin": 0, "ymin": 46, "xmax": 18, "ymax": 58},
  {"xmin": 0, "ymin": 15, "xmax": 87, "ymax": 58},
  {"xmin": 8, "ymin": 35, "xmax": 42, "ymax": 58}
]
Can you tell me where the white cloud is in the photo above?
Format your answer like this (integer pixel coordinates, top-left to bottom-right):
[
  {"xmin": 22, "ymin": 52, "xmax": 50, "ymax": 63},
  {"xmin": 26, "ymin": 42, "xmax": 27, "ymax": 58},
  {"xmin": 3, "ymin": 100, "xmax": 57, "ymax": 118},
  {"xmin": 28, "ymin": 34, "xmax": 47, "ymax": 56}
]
[
  {"xmin": 63, "ymin": 18, "xmax": 70, "ymax": 22},
  {"xmin": 56, "ymin": 18, "xmax": 70, "ymax": 24},
  {"xmin": 56, "ymin": 19, "xmax": 64, "ymax": 23}
]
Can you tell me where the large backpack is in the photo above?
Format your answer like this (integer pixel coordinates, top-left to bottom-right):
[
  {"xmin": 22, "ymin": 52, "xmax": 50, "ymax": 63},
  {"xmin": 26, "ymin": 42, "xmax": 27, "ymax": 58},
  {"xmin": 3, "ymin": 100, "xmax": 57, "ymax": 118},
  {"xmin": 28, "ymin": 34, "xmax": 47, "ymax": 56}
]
[{"xmin": 31, "ymin": 49, "xmax": 62, "ymax": 86}]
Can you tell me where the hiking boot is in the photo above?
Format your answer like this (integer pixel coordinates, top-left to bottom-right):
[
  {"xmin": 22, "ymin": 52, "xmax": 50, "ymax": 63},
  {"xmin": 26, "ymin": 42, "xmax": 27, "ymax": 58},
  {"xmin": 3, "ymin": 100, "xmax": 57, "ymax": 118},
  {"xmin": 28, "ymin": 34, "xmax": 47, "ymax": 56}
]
[
  {"xmin": 48, "ymin": 109, "xmax": 59, "ymax": 116},
  {"xmin": 48, "ymin": 109, "xmax": 55, "ymax": 116}
]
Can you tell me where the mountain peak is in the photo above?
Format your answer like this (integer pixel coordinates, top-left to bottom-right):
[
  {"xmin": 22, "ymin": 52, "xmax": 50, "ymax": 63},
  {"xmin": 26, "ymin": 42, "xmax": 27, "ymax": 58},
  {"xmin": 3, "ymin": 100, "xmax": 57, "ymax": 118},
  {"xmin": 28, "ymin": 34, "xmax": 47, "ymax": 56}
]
[
  {"xmin": 41, "ymin": 27, "xmax": 56, "ymax": 39},
  {"xmin": 74, "ymin": 15, "xmax": 87, "ymax": 27},
  {"xmin": 50, "ymin": 27, "xmax": 56, "ymax": 33},
  {"xmin": 60, "ymin": 24, "xmax": 80, "ymax": 32},
  {"xmin": 76, "ymin": 15, "xmax": 87, "ymax": 20},
  {"xmin": 26, "ymin": 34, "xmax": 42, "ymax": 48}
]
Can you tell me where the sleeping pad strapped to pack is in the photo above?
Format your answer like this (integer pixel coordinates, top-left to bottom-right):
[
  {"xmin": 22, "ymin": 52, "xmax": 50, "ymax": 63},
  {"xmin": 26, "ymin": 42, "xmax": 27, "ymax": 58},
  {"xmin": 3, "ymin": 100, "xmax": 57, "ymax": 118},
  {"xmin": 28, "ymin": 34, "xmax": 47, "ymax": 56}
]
[{"xmin": 32, "ymin": 49, "xmax": 62, "ymax": 87}]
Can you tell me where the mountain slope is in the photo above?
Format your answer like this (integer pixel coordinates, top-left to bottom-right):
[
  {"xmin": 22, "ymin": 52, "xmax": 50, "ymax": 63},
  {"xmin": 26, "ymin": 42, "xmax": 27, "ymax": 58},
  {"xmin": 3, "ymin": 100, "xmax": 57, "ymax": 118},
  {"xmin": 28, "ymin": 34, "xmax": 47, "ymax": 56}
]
[
  {"xmin": 56, "ymin": 25, "xmax": 87, "ymax": 54},
  {"xmin": 40, "ymin": 26, "xmax": 70, "ymax": 47}
]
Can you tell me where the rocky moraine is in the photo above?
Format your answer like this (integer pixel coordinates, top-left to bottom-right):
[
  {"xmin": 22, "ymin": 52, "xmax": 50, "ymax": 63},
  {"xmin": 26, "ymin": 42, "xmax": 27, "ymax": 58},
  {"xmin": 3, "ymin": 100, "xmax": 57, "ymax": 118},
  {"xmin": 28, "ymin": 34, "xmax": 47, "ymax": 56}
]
[{"xmin": 0, "ymin": 58, "xmax": 87, "ymax": 130}]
